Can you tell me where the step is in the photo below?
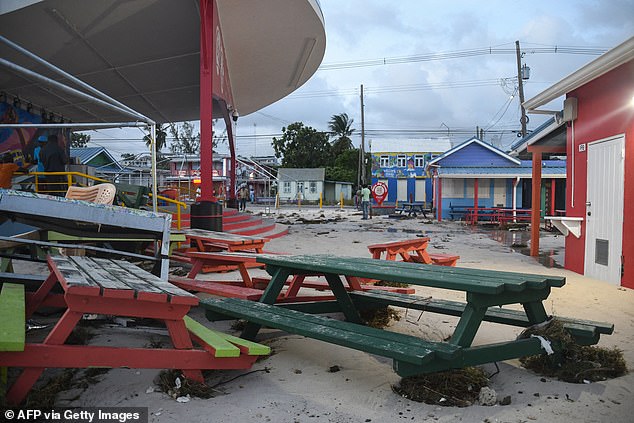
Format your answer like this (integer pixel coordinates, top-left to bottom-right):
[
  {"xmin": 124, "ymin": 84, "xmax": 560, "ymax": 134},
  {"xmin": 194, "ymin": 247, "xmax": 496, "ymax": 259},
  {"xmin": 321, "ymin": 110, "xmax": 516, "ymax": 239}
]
[
  {"xmin": 255, "ymin": 223, "xmax": 289, "ymax": 240},
  {"xmin": 223, "ymin": 216, "xmax": 263, "ymax": 231},
  {"xmin": 227, "ymin": 220, "xmax": 276, "ymax": 236}
]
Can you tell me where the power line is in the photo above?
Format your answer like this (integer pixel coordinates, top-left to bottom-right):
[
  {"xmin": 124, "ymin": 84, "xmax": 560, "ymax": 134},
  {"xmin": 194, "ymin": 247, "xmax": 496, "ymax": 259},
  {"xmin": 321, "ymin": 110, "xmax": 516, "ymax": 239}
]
[{"xmin": 318, "ymin": 44, "xmax": 608, "ymax": 71}]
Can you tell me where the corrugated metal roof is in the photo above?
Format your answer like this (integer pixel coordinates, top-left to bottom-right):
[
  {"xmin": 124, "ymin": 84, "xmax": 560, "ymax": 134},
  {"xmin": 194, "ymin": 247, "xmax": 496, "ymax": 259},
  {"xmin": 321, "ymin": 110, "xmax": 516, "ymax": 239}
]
[
  {"xmin": 438, "ymin": 166, "xmax": 566, "ymax": 177},
  {"xmin": 277, "ymin": 168, "xmax": 325, "ymax": 181},
  {"xmin": 70, "ymin": 147, "xmax": 103, "ymax": 164},
  {"xmin": 428, "ymin": 137, "xmax": 520, "ymax": 168}
]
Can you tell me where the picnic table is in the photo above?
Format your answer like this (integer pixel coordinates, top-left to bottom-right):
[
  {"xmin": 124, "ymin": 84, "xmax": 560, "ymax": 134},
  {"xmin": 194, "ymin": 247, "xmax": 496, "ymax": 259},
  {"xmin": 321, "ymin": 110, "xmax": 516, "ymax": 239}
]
[
  {"xmin": 368, "ymin": 237, "xmax": 459, "ymax": 266},
  {"xmin": 179, "ymin": 228, "xmax": 269, "ymax": 253},
  {"xmin": 200, "ymin": 255, "xmax": 613, "ymax": 377},
  {"xmin": 0, "ymin": 255, "xmax": 270, "ymax": 405},
  {"xmin": 394, "ymin": 202, "xmax": 429, "ymax": 218}
]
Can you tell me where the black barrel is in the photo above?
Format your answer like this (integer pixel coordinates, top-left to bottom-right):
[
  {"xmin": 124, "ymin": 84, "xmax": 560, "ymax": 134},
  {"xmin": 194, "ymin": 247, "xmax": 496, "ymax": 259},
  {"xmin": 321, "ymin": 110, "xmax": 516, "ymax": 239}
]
[{"xmin": 190, "ymin": 201, "xmax": 223, "ymax": 232}]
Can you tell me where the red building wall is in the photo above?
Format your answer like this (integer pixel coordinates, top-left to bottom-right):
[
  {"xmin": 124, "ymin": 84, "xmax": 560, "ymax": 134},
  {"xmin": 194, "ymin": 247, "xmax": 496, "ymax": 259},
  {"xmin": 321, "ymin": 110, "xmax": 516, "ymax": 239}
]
[{"xmin": 564, "ymin": 61, "xmax": 634, "ymax": 288}]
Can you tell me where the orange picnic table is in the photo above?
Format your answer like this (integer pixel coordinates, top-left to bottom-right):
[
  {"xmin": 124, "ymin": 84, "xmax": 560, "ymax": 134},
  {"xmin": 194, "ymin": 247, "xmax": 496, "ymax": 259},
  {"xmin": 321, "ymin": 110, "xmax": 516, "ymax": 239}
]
[
  {"xmin": 180, "ymin": 228, "xmax": 269, "ymax": 253},
  {"xmin": 367, "ymin": 237, "xmax": 459, "ymax": 266},
  {"xmin": 0, "ymin": 255, "xmax": 269, "ymax": 405}
]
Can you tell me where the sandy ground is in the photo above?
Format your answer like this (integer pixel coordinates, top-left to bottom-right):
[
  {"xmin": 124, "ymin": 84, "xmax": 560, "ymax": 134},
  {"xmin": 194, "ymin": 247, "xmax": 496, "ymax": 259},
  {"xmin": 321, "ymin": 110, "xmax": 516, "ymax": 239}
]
[{"xmin": 18, "ymin": 206, "xmax": 634, "ymax": 422}]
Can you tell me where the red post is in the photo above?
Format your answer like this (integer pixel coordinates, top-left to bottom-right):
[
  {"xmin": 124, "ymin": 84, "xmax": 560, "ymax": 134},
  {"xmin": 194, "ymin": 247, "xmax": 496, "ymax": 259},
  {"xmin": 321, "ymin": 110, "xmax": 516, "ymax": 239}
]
[
  {"xmin": 199, "ymin": 0, "xmax": 214, "ymax": 201},
  {"xmin": 473, "ymin": 178, "xmax": 479, "ymax": 224},
  {"xmin": 550, "ymin": 178, "xmax": 556, "ymax": 215},
  {"xmin": 436, "ymin": 175, "xmax": 442, "ymax": 221},
  {"xmin": 530, "ymin": 152, "xmax": 542, "ymax": 256}
]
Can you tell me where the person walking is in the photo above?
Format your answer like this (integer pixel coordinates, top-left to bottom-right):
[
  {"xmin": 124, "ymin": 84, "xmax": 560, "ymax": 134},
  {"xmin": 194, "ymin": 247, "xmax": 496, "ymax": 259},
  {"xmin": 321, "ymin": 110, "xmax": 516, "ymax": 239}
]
[
  {"xmin": 361, "ymin": 184, "xmax": 371, "ymax": 220},
  {"xmin": 39, "ymin": 134, "xmax": 67, "ymax": 195}
]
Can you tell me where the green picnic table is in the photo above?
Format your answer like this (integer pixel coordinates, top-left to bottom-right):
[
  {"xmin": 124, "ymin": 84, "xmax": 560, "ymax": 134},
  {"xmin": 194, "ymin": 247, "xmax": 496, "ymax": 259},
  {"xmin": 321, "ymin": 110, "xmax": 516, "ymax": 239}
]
[{"xmin": 200, "ymin": 255, "xmax": 613, "ymax": 377}]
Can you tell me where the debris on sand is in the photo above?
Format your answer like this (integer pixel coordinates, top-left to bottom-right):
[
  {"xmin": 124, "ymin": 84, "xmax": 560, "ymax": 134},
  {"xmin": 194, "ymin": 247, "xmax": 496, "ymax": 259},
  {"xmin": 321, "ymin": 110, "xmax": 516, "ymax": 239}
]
[{"xmin": 360, "ymin": 306, "xmax": 401, "ymax": 329}]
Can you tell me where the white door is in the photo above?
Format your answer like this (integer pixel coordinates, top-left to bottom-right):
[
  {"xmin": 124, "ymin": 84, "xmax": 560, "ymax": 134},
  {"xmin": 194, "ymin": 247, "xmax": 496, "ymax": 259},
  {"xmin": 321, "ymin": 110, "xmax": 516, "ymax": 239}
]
[
  {"xmin": 493, "ymin": 179, "xmax": 507, "ymax": 207},
  {"xmin": 397, "ymin": 179, "xmax": 408, "ymax": 202},
  {"xmin": 415, "ymin": 179, "xmax": 426, "ymax": 203},
  {"xmin": 584, "ymin": 135, "xmax": 625, "ymax": 284}
]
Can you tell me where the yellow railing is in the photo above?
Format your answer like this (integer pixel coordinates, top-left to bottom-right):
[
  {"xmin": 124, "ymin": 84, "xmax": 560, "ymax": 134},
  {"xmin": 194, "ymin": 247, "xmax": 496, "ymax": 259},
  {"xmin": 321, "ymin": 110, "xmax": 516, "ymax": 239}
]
[{"xmin": 23, "ymin": 171, "xmax": 188, "ymax": 229}]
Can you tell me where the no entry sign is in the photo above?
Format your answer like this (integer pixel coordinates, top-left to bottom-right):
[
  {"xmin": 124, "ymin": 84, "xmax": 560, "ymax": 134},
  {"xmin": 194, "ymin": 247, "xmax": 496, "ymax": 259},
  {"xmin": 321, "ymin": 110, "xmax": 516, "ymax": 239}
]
[{"xmin": 371, "ymin": 182, "xmax": 388, "ymax": 205}]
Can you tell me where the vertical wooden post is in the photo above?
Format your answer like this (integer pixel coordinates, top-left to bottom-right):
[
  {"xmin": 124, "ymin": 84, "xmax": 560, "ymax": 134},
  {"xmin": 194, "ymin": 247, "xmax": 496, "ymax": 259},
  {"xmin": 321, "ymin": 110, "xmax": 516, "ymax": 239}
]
[
  {"xmin": 550, "ymin": 178, "xmax": 556, "ymax": 215},
  {"xmin": 530, "ymin": 152, "xmax": 542, "ymax": 256},
  {"xmin": 473, "ymin": 178, "xmax": 479, "ymax": 224},
  {"xmin": 436, "ymin": 176, "xmax": 442, "ymax": 221}
]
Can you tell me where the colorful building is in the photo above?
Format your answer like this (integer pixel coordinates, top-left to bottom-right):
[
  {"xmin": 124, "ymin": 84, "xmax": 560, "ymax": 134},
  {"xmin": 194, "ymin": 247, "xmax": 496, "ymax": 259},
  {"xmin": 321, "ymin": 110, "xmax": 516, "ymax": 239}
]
[
  {"xmin": 523, "ymin": 36, "xmax": 634, "ymax": 287},
  {"xmin": 370, "ymin": 138, "xmax": 451, "ymax": 204},
  {"xmin": 426, "ymin": 137, "xmax": 566, "ymax": 220}
]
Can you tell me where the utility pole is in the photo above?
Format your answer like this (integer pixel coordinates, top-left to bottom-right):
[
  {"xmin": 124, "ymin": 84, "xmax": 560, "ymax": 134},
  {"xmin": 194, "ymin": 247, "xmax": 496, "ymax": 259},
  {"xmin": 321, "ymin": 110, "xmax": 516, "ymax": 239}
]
[
  {"xmin": 515, "ymin": 40, "xmax": 527, "ymax": 138},
  {"xmin": 360, "ymin": 84, "xmax": 366, "ymax": 185}
]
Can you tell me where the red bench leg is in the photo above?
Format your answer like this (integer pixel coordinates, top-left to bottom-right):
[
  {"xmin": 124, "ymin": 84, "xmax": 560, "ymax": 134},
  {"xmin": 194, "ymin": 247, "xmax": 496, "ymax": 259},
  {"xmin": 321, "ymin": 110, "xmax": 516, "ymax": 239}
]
[{"xmin": 165, "ymin": 319, "xmax": 204, "ymax": 383}]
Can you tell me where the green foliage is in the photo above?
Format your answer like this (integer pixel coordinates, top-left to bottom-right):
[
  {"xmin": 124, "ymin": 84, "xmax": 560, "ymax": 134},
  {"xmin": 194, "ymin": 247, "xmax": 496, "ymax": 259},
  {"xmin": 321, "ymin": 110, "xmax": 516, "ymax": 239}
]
[
  {"xmin": 170, "ymin": 121, "xmax": 200, "ymax": 154},
  {"xmin": 272, "ymin": 122, "xmax": 331, "ymax": 168},
  {"xmin": 328, "ymin": 113, "xmax": 354, "ymax": 157},
  {"xmin": 143, "ymin": 123, "xmax": 168, "ymax": 155},
  {"xmin": 70, "ymin": 132, "xmax": 90, "ymax": 148},
  {"xmin": 120, "ymin": 153, "xmax": 136, "ymax": 161}
]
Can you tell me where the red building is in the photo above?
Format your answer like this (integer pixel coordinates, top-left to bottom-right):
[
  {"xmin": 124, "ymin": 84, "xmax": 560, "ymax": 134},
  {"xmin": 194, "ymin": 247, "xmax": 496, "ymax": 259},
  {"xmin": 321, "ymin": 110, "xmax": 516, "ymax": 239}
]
[{"xmin": 524, "ymin": 36, "xmax": 634, "ymax": 288}]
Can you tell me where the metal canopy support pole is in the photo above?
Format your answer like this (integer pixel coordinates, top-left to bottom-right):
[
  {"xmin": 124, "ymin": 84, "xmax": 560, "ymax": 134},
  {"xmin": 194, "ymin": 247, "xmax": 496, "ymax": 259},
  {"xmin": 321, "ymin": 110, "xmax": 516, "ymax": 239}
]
[
  {"xmin": 199, "ymin": 0, "xmax": 214, "ymax": 202},
  {"xmin": 228, "ymin": 115, "xmax": 237, "ymax": 205},
  {"xmin": 530, "ymin": 152, "xmax": 542, "ymax": 256},
  {"xmin": 150, "ymin": 124, "xmax": 158, "ymax": 212}
]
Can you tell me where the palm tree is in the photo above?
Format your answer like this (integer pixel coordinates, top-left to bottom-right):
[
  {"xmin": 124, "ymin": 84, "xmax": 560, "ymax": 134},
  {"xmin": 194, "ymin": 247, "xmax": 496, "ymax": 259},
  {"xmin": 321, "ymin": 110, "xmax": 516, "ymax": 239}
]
[
  {"xmin": 143, "ymin": 123, "xmax": 168, "ymax": 155},
  {"xmin": 328, "ymin": 113, "xmax": 354, "ymax": 156}
]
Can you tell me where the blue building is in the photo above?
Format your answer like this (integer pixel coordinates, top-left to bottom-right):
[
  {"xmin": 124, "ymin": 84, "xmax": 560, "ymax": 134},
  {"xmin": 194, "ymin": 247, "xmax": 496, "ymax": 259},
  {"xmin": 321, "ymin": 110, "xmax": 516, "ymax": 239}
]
[
  {"xmin": 426, "ymin": 137, "xmax": 566, "ymax": 220},
  {"xmin": 370, "ymin": 138, "xmax": 452, "ymax": 204}
]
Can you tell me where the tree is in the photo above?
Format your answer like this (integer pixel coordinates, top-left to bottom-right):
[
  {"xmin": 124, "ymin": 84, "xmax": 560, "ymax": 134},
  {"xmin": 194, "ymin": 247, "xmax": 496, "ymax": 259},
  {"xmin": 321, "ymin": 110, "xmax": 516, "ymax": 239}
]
[
  {"xmin": 169, "ymin": 121, "xmax": 200, "ymax": 154},
  {"xmin": 325, "ymin": 148, "xmax": 363, "ymax": 184},
  {"xmin": 272, "ymin": 122, "xmax": 331, "ymax": 168},
  {"xmin": 120, "ymin": 153, "xmax": 136, "ymax": 162},
  {"xmin": 71, "ymin": 132, "xmax": 90, "ymax": 148},
  {"xmin": 328, "ymin": 113, "xmax": 354, "ymax": 157},
  {"xmin": 144, "ymin": 123, "xmax": 168, "ymax": 155}
]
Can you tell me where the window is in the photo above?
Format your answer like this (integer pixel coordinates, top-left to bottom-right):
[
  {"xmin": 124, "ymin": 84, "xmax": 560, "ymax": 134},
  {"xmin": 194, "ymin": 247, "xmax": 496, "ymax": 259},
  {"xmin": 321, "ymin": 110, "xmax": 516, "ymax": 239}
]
[
  {"xmin": 442, "ymin": 178, "xmax": 464, "ymax": 198},
  {"xmin": 283, "ymin": 181, "xmax": 291, "ymax": 193},
  {"xmin": 309, "ymin": 182, "xmax": 317, "ymax": 193},
  {"xmin": 379, "ymin": 155, "xmax": 389, "ymax": 167},
  {"xmin": 466, "ymin": 179, "xmax": 490, "ymax": 199},
  {"xmin": 396, "ymin": 155, "xmax": 407, "ymax": 167},
  {"xmin": 414, "ymin": 155, "xmax": 424, "ymax": 167}
]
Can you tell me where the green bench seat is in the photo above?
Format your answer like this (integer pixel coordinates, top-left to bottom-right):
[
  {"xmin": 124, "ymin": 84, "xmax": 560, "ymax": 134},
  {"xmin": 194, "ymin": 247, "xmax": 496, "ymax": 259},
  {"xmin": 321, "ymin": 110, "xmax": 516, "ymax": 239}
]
[
  {"xmin": 183, "ymin": 316, "xmax": 270, "ymax": 357},
  {"xmin": 201, "ymin": 297, "xmax": 462, "ymax": 367},
  {"xmin": 349, "ymin": 290, "xmax": 614, "ymax": 346},
  {"xmin": 0, "ymin": 283, "xmax": 25, "ymax": 352}
]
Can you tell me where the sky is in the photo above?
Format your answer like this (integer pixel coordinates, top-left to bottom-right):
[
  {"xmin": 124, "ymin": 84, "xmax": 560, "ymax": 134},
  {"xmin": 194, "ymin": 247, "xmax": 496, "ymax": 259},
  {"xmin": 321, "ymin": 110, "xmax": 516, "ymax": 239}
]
[{"xmin": 87, "ymin": 0, "xmax": 634, "ymax": 159}]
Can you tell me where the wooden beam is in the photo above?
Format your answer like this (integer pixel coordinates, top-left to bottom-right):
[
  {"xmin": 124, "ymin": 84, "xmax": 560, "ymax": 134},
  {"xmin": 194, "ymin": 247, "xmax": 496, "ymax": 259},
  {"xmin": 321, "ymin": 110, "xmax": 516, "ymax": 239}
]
[
  {"xmin": 530, "ymin": 152, "xmax": 542, "ymax": 256},
  {"xmin": 527, "ymin": 145, "xmax": 566, "ymax": 154}
]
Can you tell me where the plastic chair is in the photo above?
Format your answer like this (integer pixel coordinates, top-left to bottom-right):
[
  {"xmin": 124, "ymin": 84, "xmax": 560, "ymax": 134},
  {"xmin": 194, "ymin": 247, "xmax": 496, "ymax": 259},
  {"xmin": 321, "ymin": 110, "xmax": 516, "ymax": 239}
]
[{"xmin": 65, "ymin": 183, "xmax": 116, "ymax": 205}]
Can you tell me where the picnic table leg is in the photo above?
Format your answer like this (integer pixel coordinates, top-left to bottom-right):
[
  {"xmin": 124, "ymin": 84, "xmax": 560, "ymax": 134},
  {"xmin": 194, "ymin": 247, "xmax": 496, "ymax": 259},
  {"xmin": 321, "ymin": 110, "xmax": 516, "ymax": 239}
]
[
  {"xmin": 344, "ymin": 276, "xmax": 363, "ymax": 290},
  {"xmin": 242, "ymin": 267, "xmax": 292, "ymax": 340},
  {"xmin": 6, "ymin": 309, "xmax": 82, "ymax": 405},
  {"xmin": 283, "ymin": 274, "xmax": 306, "ymax": 299},
  {"xmin": 447, "ymin": 303, "xmax": 487, "ymax": 348},
  {"xmin": 237, "ymin": 263, "xmax": 254, "ymax": 288},
  {"xmin": 324, "ymin": 273, "xmax": 363, "ymax": 324},
  {"xmin": 187, "ymin": 260, "xmax": 205, "ymax": 279},
  {"xmin": 165, "ymin": 319, "xmax": 205, "ymax": 383},
  {"xmin": 522, "ymin": 301, "xmax": 549, "ymax": 324},
  {"xmin": 25, "ymin": 272, "xmax": 58, "ymax": 318}
]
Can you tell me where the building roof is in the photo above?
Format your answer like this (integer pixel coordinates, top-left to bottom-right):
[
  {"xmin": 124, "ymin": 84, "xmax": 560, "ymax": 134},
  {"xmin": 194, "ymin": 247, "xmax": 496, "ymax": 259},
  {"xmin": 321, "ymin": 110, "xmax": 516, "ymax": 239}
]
[
  {"xmin": 277, "ymin": 168, "xmax": 325, "ymax": 181},
  {"xmin": 428, "ymin": 137, "xmax": 521, "ymax": 168},
  {"xmin": 371, "ymin": 138, "xmax": 452, "ymax": 154},
  {"xmin": 70, "ymin": 146, "xmax": 126, "ymax": 173},
  {"xmin": 524, "ymin": 36, "xmax": 634, "ymax": 112},
  {"xmin": 438, "ymin": 160, "xmax": 566, "ymax": 178},
  {"xmin": 508, "ymin": 117, "xmax": 566, "ymax": 158}
]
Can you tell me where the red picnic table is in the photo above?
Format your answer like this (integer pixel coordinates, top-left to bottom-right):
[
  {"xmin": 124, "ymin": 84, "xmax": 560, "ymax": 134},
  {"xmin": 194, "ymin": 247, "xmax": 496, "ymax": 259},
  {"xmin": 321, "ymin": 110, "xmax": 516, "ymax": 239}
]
[
  {"xmin": 179, "ymin": 228, "xmax": 269, "ymax": 253},
  {"xmin": 0, "ymin": 255, "xmax": 269, "ymax": 405},
  {"xmin": 367, "ymin": 237, "xmax": 459, "ymax": 266}
]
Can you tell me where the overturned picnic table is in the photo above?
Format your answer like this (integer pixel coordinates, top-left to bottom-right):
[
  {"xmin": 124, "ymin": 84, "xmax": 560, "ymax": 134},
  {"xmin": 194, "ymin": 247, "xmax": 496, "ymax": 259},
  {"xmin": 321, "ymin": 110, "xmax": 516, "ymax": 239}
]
[
  {"xmin": 0, "ymin": 255, "xmax": 269, "ymax": 405},
  {"xmin": 368, "ymin": 237, "xmax": 460, "ymax": 266},
  {"xmin": 201, "ymin": 255, "xmax": 613, "ymax": 377}
]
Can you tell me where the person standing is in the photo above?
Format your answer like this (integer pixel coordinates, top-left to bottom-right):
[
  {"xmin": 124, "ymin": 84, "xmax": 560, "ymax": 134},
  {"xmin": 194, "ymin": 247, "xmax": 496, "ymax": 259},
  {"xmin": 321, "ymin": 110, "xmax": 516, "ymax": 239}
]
[
  {"xmin": 361, "ymin": 184, "xmax": 371, "ymax": 220},
  {"xmin": 39, "ymin": 134, "xmax": 68, "ymax": 195},
  {"xmin": 239, "ymin": 186, "xmax": 248, "ymax": 211},
  {"xmin": 33, "ymin": 135, "xmax": 48, "ymax": 189}
]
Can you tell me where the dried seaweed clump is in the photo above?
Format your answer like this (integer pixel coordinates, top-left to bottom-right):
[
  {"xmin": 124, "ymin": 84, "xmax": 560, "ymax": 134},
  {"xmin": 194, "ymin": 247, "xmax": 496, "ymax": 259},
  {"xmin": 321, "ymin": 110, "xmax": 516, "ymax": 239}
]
[
  {"xmin": 375, "ymin": 280, "xmax": 410, "ymax": 288},
  {"xmin": 156, "ymin": 370, "xmax": 219, "ymax": 399},
  {"xmin": 520, "ymin": 319, "xmax": 627, "ymax": 383},
  {"xmin": 360, "ymin": 306, "xmax": 401, "ymax": 329},
  {"xmin": 393, "ymin": 367, "xmax": 489, "ymax": 407}
]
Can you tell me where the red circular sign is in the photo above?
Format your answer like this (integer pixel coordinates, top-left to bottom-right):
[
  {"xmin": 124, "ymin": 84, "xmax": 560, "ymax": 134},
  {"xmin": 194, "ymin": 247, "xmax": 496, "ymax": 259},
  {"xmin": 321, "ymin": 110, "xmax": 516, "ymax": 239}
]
[{"xmin": 371, "ymin": 182, "xmax": 388, "ymax": 205}]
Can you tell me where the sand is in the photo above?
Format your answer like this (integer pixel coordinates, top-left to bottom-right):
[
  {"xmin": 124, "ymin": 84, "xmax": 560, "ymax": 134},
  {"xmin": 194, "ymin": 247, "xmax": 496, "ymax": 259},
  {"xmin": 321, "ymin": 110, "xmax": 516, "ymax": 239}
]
[{"xmin": 21, "ymin": 206, "xmax": 634, "ymax": 422}]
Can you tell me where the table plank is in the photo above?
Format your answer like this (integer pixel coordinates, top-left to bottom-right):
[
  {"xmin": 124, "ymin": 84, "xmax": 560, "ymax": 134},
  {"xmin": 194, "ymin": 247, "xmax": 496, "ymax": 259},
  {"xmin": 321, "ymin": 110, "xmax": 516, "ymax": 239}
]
[{"xmin": 69, "ymin": 257, "xmax": 135, "ymax": 299}]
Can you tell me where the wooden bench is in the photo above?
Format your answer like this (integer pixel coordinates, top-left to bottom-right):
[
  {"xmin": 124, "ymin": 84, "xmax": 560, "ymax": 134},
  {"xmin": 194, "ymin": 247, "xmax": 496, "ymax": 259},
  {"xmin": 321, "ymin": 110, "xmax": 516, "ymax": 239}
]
[
  {"xmin": 202, "ymin": 297, "xmax": 461, "ymax": 367},
  {"xmin": 349, "ymin": 290, "xmax": 614, "ymax": 346},
  {"xmin": 0, "ymin": 255, "xmax": 269, "ymax": 405},
  {"xmin": 367, "ymin": 238, "xmax": 460, "ymax": 267},
  {"xmin": 0, "ymin": 283, "xmax": 25, "ymax": 353},
  {"xmin": 180, "ymin": 228, "xmax": 269, "ymax": 253},
  {"xmin": 184, "ymin": 251, "xmax": 264, "ymax": 282}
]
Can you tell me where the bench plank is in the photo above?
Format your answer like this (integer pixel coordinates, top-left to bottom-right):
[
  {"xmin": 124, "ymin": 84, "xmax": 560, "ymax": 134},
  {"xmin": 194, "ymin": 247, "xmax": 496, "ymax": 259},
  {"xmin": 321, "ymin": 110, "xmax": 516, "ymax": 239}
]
[
  {"xmin": 0, "ymin": 283, "xmax": 25, "ymax": 352},
  {"xmin": 183, "ymin": 316, "xmax": 241, "ymax": 358},
  {"xmin": 350, "ymin": 290, "xmax": 613, "ymax": 343},
  {"xmin": 201, "ymin": 297, "xmax": 460, "ymax": 365}
]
